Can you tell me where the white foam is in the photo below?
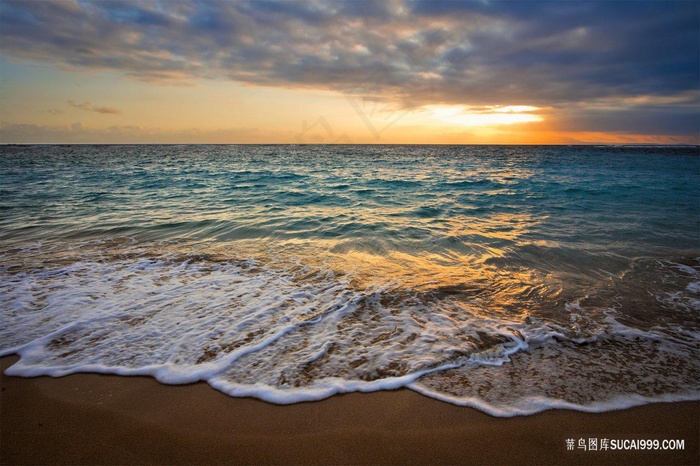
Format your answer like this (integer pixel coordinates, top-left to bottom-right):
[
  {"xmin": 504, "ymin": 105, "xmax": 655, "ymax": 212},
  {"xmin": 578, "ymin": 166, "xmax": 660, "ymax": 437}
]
[
  {"xmin": 2, "ymin": 257, "xmax": 358, "ymax": 381},
  {"xmin": 2, "ymin": 252, "xmax": 699, "ymax": 416},
  {"xmin": 662, "ymin": 260, "xmax": 699, "ymax": 276},
  {"xmin": 407, "ymin": 384, "xmax": 700, "ymax": 418},
  {"xmin": 410, "ymin": 329, "xmax": 700, "ymax": 417},
  {"xmin": 210, "ymin": 364, "xmax": 450, "ymax": 405},
  {"xmin": 686, "ymin": 281, "xmax": 700, "ymax": 294}
]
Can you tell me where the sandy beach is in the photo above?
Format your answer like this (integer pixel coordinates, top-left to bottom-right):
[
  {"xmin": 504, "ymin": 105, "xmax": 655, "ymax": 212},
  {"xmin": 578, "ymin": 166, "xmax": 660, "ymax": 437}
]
[
  {"xmin": 1, "ymin": 356, "xmax": 697, "ymax": 465},
  {"xmin": 2, "ymin": 0, "xmax": 699, "ymax": 463}
]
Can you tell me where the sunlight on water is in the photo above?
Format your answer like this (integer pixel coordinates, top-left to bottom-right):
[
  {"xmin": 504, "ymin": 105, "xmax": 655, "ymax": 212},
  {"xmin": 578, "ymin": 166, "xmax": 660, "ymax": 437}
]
[{"xmin": 1, "ymin": 144, "xmax": 698, "ymax": 416}]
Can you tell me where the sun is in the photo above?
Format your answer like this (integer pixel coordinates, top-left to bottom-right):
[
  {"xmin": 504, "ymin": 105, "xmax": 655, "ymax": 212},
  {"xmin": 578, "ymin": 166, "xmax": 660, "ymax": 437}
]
[{"xmin": 425, "ymin": 104, "xmax": 543, "ymax": 127}]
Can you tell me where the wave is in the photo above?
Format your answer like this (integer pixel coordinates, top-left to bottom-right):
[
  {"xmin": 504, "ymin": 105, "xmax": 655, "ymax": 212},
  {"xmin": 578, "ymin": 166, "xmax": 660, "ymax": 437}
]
[{"xmin": 2, "ymin": 249, "xmax": 698, "ymax": 416}]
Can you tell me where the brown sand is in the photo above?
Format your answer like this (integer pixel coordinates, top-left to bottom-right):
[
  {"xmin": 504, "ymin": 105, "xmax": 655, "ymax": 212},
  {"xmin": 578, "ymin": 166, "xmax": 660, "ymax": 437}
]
[{"xmin": 1, "ymin": 356, "xmax": 698, "ymax": 465}]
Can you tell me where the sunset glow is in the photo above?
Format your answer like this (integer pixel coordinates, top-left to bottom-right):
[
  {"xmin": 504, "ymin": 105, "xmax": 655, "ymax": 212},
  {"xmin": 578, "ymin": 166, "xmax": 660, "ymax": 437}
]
[
  {"xmin": 425, "ymin": 105, "xmax": 544, "ymax": 127},
  {"xmin": 0, "ymin": 1, "xmax": 698, "ymax": 144}
]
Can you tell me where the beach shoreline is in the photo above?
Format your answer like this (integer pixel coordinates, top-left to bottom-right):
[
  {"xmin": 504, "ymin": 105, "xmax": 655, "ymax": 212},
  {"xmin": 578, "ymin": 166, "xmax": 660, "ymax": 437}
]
[{"xmin": 1, "ymin": 355, "xmax": 697, "ymax": 465}]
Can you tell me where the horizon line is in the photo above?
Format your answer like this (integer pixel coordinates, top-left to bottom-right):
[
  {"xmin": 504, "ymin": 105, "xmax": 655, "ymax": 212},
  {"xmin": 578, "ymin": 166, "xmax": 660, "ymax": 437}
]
[{"xmin": 2, "ymin": 143, "xmax": 699, "ymax": 147}]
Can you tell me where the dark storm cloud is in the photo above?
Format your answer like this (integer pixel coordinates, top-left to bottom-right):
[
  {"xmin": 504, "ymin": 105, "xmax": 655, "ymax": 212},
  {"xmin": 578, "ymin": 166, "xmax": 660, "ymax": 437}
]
[
  {"xmin": 554, "ymin": 106, "xmax": 700, "ymax": 136},
  {"xmin": 1, "ymin": 0, "xmax": 698, "ymax": 135}
]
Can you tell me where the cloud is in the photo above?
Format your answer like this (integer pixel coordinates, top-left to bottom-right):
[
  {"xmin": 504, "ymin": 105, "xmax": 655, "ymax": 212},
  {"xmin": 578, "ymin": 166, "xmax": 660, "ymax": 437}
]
[
  {"xmin": 3, "ymin": 118, "xmax": 696, "ymax": 145},
  {"xmin": 92, "ymin": 106, "xmax": 121, "ymax": 115},
  {"xmin": 67, "ymin": 99, "xmax": 121, "ymax": 115},
  {"xmin": 1, "ymin": 0, "xmax": 698, "ymax": 136},
  {"xmin": 0, "ymin": 121, "xmax": 293, "ymax": 144},
  {"xmin": 68, "ymin": 100, "xmax": 92, "ymax": 111}
]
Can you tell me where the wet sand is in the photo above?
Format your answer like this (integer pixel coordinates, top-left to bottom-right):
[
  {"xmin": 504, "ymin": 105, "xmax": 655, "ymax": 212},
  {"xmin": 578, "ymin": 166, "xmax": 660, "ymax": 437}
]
[{"xmin": 1, "ymin": 356, "xmax": 698, "ymax": 465}]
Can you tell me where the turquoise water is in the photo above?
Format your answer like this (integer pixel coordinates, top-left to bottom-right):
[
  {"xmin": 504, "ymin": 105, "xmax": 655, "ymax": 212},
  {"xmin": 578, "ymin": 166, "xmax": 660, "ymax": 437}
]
[{"xmin": 1, "ymin": 145, "xmax": 698, "ymax": 415}]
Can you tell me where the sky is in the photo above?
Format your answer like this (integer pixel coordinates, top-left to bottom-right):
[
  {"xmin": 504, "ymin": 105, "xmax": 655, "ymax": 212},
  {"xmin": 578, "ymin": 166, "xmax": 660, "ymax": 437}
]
[{"xmin": 0, "ymin": 0, "xmax": 698, "ymax": 144}]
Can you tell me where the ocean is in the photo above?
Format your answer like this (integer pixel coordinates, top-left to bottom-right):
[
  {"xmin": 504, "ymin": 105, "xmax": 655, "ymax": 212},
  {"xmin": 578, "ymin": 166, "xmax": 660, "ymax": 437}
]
[{"xmin": 1, "ymin": 144, "xmax": 698, "ymax": 416}]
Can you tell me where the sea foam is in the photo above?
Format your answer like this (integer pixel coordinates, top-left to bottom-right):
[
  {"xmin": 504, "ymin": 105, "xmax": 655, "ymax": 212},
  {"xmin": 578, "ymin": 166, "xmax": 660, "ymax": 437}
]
[
  {"xmin": 2, "ymin": 251, "xmax": 698, "ymax": 416},
  {"xmin": 2, "ymin": 144, "xmax": 699, "ymax": 416}
]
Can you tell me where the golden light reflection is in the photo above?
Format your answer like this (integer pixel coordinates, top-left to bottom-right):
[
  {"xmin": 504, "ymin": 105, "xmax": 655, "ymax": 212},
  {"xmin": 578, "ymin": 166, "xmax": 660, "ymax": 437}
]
[
  {"xmin": 321, "ymin": 209, "xmax": 538, "ymax": 290},
  {"xmin": 326, "ymin": 248, "xmax": 557, "ymax": 319},
  {"xmin": 169, "ymin": 205, "xmax": 560, "ymax": 320}
]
